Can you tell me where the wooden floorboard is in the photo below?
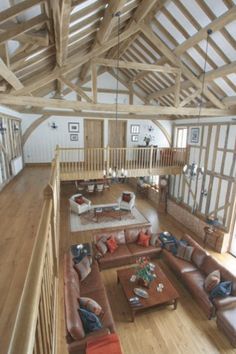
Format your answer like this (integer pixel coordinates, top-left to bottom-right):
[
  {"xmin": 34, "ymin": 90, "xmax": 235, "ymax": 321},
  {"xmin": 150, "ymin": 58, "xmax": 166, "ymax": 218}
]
[
  {"xmin": 0, "ymin": 166, "xmax": 50, "ymax": 354},
  {"xmin": 59, "ymin": 181, "xmax": 236, "ymax": 354},
  {"xmin": 1, "ymin": 170, "xmax": 236, "ymax": 354}
]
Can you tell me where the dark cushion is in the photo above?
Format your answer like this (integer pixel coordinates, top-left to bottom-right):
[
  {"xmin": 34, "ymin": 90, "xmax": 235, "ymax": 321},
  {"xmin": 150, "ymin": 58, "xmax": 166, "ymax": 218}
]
[
  {"xmin": 209, "ymin": 281, "xmax": 232, "ymax": 300},
  {"xmin": 78, "ymin": 308, "xmax": 102, "ymax": 334}
]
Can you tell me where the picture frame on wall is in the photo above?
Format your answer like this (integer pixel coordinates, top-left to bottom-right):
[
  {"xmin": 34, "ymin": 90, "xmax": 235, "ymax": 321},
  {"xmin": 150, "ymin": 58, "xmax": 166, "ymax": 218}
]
[
  {"xmin": 131, "ymin": 135, "xmax": 139, "ymax": 142},
  {"xmin": 70, "ymin": 134, "xmax": 78, "ymax": 141},
  {"xmin": 130, "ymin": 124, "xmax": 140, "ymax": 134},
  {"xmin": 68, "ymin": 122, "xmax": 79, "ymax": 132},
  {"xmin": 190, "ymin": 127, "xmax": 200, "ymax": 143}
]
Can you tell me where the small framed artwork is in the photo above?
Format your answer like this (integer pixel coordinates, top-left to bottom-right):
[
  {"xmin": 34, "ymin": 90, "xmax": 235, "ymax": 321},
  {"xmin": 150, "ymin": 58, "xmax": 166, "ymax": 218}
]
[
  {"xmin": 131, "ymin": 124, "xmax": 140, "ymax": 134},
  {"xmin": 190, "ymin": 127, "xmax": 200, "ymax": 143},
  {"xmin": 131, "ymin": 135, "xmax": 139, "ymax": 142},
  {"xmin": 68, "ymin": 122, "xmax": 79, "ymax": 132},
  {"xmin": 70, "ymin": 134, "xmax": 78, "ymax": 141}
]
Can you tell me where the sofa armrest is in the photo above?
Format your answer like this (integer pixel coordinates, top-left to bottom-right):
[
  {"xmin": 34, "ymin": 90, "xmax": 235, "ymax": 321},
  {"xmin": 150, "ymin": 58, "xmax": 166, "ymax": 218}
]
[
  {"xmin": 213, "ymin": 296, "xmax": 236, "ymax": 311},
  {"xmin": 68, "ymin": 328, "xmax": 110, "ymax": 353}
]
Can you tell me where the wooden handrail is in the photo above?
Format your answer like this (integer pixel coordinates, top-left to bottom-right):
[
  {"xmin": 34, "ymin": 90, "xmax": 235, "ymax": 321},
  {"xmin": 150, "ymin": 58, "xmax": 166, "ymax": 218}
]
[{"xmin": 8, "ymin": 196, "xmax": 52, "ymax": 354}]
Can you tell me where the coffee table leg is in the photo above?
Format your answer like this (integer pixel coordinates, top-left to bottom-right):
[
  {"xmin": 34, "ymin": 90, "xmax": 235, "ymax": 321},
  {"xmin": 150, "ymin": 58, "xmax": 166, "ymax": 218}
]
[
  {"xmin": 131, "ymin": 309, "xmax": 135, "ymax": 322},
  {"xmin": 173, "ymin": 299, "xmax": 178, "ymax": 310}
]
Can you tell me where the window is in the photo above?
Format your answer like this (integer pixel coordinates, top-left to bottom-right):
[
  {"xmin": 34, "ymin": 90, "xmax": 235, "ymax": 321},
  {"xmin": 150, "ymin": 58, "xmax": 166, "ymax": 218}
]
[{"xmin": 176, "ymin": 127, "xmax": 187, "ymax": 148}]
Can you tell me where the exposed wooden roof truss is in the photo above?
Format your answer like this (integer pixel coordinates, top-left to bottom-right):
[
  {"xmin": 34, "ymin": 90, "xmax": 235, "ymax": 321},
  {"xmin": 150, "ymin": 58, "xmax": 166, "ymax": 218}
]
[{"xmin": 0, "ymin": 0, "xmax": 235, "ymax": 118}]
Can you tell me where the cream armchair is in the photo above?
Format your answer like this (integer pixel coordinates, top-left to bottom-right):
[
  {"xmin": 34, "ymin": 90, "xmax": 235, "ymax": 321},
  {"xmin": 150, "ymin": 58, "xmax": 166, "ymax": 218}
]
[
  {"xmin": 117, "ymin": 191, "xmax": 135, "ymax": 211},
  {"xmin": 69, "ymin": 193, "xmax": 91, "ymax": 215}
]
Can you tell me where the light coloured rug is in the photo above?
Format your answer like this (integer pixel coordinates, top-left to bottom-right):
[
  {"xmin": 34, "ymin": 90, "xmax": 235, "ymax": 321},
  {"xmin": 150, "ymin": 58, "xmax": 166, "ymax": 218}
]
[{"xmin": 70, "ymin": 205, "xmax": 149, "ymax": 232}]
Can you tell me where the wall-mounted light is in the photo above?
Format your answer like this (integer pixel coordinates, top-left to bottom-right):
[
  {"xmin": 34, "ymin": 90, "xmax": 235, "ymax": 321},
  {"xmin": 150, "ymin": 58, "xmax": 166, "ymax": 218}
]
[
  {"xmin": 148, "ymin": 125, "xmax": 154, "ymax": 132},
  {"xmin": 50, "ymin": 122, "xmax": 58, "ymax": 129},
  {"xmin": 0, "ymin": 122, "xmax": 6, "ymax": 134}
]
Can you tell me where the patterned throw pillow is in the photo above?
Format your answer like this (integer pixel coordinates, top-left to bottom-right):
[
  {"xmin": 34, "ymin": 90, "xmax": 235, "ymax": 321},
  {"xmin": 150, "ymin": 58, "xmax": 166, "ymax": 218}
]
[
  {"xmin": 96, "ymin": 238, "xmax": 108, "ymax": 255},
  {"xmin": 137, "ymin": 231, "xmax": 151, "ymax": 247},
  {"xmin": 176, "ymin": 243, "xmax": 194, "ymax": 262},
  {"xmin": 106, "ymin": 236, "xmax": 118, "ymax": 253},
  {"xmin": 114, "ymin": 230, "xmax": 126, "ymax": 244},
  {"xmin": 75, "ymin": 196, "xmax": 84, "ymax": 205},
  {"xmin": 204, "ymin": 270, "xmax": 221, "ymax": 292},
  {"xmin": 122, "ymin": 192, "xmax": 131, "ymax": 202},
  {"xmin": 79, "ymin": 297, "xmax": 103, "ymax": 316},
  {"xmin": 78, "ymin": 308, "xmax": 102, "ymax": 334},
  {"xmin": 74, "ymin": 256, "xmax": 91, "ymax": 281}
]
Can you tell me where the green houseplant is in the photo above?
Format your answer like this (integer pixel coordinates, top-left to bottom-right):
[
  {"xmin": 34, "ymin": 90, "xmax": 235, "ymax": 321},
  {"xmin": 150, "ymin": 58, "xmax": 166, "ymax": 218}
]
[{"xmin": 135, "ymin": 257, "xmax": 156, "ymax": 288}]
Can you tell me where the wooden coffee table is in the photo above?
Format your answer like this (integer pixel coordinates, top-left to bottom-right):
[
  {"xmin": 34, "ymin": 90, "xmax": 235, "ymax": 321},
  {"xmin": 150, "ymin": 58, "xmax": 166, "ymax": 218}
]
[
  {"xmin": 93, "ymin": 203, "xmax": 122, "ymax": 223},
  {"xmin": 117, "ymin": 264, "xmax": 179, "ymax": 321}
]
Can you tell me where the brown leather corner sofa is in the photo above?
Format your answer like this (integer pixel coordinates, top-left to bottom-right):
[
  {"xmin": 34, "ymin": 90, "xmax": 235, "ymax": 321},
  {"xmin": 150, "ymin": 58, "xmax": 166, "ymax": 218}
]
[
  {"xmin": 64, "ymin": 251, "xmax": 116, "ymax": 354},
  {"xmin": 162, "ymin": 234, "xmax": 236, "ymax": 320},
  {"xmin": 93, "ymin": 223, "xmax": 162, "ymax": 270}
]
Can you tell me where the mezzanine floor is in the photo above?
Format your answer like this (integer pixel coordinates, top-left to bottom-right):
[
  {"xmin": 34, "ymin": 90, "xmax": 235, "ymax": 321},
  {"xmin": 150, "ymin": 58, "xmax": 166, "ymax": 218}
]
[{"xmin": 0, "ymin": 167, "xmax": 236, "ymax": 354}]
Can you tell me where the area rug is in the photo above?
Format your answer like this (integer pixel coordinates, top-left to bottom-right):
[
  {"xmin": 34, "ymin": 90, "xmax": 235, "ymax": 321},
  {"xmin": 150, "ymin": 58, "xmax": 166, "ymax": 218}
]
[{"xmin": 70, "ymin": 205, "xmax": 149, "ymax": 232}]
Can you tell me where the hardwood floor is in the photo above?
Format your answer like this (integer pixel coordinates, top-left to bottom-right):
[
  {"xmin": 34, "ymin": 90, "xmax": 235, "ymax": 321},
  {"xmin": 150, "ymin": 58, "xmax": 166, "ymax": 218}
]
[
  {"xmin": 1, "ymin": 171, "xmax": 236, "ymax": 354},
  {"xmin": 0, "ymin": 166, "xmax": 50, "ymax": 354},
  {"xmin": 59, "ymin": 181, "xmax": 236, "ymax": 354}
]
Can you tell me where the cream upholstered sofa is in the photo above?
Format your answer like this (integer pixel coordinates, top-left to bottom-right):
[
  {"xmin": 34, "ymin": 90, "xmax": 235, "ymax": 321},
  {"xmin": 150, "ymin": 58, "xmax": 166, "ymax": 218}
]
[
  {"xmin": 117, "ymin": 191, "xmax": 135, "ymax": 211},
  {"xmin": 69, "ymin": 194, "xmax": 91, "ymax": 215}
]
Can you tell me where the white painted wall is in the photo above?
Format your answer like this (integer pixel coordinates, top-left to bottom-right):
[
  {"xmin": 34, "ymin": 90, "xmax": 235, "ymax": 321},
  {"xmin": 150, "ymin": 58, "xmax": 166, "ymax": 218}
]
[{"xmin": 22, "ymin": 72, "xmax": 172, "ymax": 163}]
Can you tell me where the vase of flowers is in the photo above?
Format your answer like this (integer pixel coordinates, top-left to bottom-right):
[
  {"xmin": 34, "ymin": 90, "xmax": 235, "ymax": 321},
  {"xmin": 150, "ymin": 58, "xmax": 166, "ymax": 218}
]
[{"xmin": 135, "ymin": 257, "xmax": 156, "ymax": 288}]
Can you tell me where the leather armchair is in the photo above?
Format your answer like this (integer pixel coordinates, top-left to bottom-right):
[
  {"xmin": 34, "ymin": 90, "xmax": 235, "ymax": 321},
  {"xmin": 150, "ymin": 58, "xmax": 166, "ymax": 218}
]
[
  {"xmin": 69, "ymin": 194, "xmax": 91, "ymax": 215},
  {"xmin": 117, "ymin": 192, "xmax": 135, "ymax": 211}
]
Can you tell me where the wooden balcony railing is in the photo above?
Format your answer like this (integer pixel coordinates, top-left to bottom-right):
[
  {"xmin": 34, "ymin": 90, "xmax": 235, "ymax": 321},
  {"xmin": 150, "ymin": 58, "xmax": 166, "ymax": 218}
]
[
  {"xmin": 58, "ymin": 146, "xmax": 187, "ymax": 181},
  {"xmin": 8, "ymin": 155, "xmax": 60, "ymax": 354}
]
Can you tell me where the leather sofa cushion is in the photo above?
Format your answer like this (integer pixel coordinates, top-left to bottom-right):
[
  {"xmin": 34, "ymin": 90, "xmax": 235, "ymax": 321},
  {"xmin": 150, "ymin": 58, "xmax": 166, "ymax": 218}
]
[
  {"xmin": 217, "ymin": 307, "xmax": 236, "ymax": 342},
  {"xmin": 99, "ymin": 244, "xmax": 131, "ymax": 264},
  {"xmin": 181, "ymin": 270, "xmax": 212, "ymax": 305},
  {"xmin": 80, "ymin": 261, "xmax": 104, "ymax": 296},
  {"xmin": 213, "ymin": 296, "xmax": 236, "ymax": 310},
  {"xmin": 163, "ymin": 249, "xmax": 197, "ymax": 274},
  {"xmin": 192, "ymin": 248, "xmax": 208, "ymax": 269},
  {"xmin": 125, "ymin": 227, "xmax": 151, "ymax": 244},
  {"xmin": 200, "ymin": 256, "xmax": 222, "ymax": 276},
  {"xmin": 127, "ymin": 243, "xmax": 160, "ymax": 257},
  {"xmin": 64, "ymin": 282, "xmax": 85, "ymax": 341},
  {"xmin": 83, "ymin": 287, "xmax": 116, "ymax": 334}
]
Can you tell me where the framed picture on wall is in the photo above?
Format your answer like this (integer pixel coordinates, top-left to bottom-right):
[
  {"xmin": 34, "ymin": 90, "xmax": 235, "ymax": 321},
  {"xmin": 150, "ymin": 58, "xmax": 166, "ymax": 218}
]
[
  {"xmin": 131, "ymin": 135, "xmax": 139, "ymax": 142},
  {"xmin": 131, "ymin": 124, "xmax": 140, "ymax": 134},
  {"xmin": 68, "ymin": 122, "xmax": 79, "ymax": 132},
  {"xmin": 70, "ymin": 134, "xmax": 78, "ymax": 141},
  {"xmin": 190, "ymin": 127, "xmax": 200, "ymax": 143}
]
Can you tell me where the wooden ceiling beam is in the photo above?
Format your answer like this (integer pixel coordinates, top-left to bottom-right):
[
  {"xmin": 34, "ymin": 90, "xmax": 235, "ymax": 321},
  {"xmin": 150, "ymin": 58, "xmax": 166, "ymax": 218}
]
[
  {"xmin": 0, "ymin": 0, "xmax": 45, "ymax": 24},
  {"xmin": 0, "ymin": 94, "xmax": 235, "ymax": 116},
  {"xmin": 0, "ymin": 58, "xmax": 24, "ymax": 90},
  {"xmin": 147, "ymin": 61, "xmax": 236, "ymax": 101},
  {"xmin": 10, "ymin": 23, "xmax": 141, "ymax": 95},
  {"xmin": 140, "ymin": 24, "xmax": 226, "ymax": 109},
  {"xmin": 59, "ymin": 76, "xmax": 93, "ymax": 103},
  {"xmin": 223, "ymin": 96, "xmax": 236, "ymax": 107},
  {"xmin": 0, "ymin": 14, "xmax": 48, "ymax": 44},
  {"xmin": 57, "ymin": 0, "xmax": 72, "ymax": 66}
]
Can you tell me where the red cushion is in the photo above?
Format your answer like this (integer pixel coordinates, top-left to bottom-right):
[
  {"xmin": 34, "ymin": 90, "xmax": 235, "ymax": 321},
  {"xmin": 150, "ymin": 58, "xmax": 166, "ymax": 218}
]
[
  {"xmin": 106, "ymin": 237, "xmax": 118, "ymax": 254},
  {"xmin": 75, "ymin": 196, "xmax": 84, "ymax": 205},
  {"xmin": 122, "ymin": 193, "xmax": 131, "ymax": 202},
  {"xmin": 137, "ymin": 231, "xmax": 150, "ymax": 247},
  {"xmin": 87, "ymin": 333, "xmax": 122, "ymax": 354}
]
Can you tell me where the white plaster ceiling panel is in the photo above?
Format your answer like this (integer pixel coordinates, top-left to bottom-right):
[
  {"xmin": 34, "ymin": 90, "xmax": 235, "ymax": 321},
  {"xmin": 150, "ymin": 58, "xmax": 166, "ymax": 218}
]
[
  {"xmin": 209, "ymin": 32, "xmax": 236, "ymax": 62},
  {"xmin": 155, "ymin": 12, "xmax": 186, "ymax": 44},
  {"xmin": 187, "ymin": 47, "xmax": 213, "ymax": 71},
  {"xmin": 165, "ymin": 2, "xmax": 197, "ymax": 37},
  {"xmin": 180, "ymin": 0, "xmax": 211, "ymax": 28},
  {"xmin": 214, "ymin": 78, "xmax": 236, "ymax": 96},
  {"xmin": 150, "ymin": 23, "xmax": 175, "ymax": 50},
  {"xmin": 198, "ymin": 40, "xmax": 226, "ymax": 67},
  {"xmin": 204, "ymin": 0, "xmax": 229, "ymax": 16},
  {"xmin": 225, "ymin": 20, "xmax": 236, "ymax": 39},
  {"xmin": 227, "ymin": 74, "xmax": 236, "ymax": 86}
]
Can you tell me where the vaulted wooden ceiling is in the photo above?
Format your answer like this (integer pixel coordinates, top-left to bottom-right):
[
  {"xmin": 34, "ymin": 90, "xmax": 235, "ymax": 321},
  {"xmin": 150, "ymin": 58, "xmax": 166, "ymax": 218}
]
[{"xmin": 0, "ymin": 0, "xmax": 235, "ymax": 118}]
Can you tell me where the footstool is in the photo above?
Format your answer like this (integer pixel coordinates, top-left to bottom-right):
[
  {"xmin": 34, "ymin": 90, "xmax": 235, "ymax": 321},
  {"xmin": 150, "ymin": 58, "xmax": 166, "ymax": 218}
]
[{"xmin": 216, "ymin": 307, "xmax": 236, "ymax": 347}]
